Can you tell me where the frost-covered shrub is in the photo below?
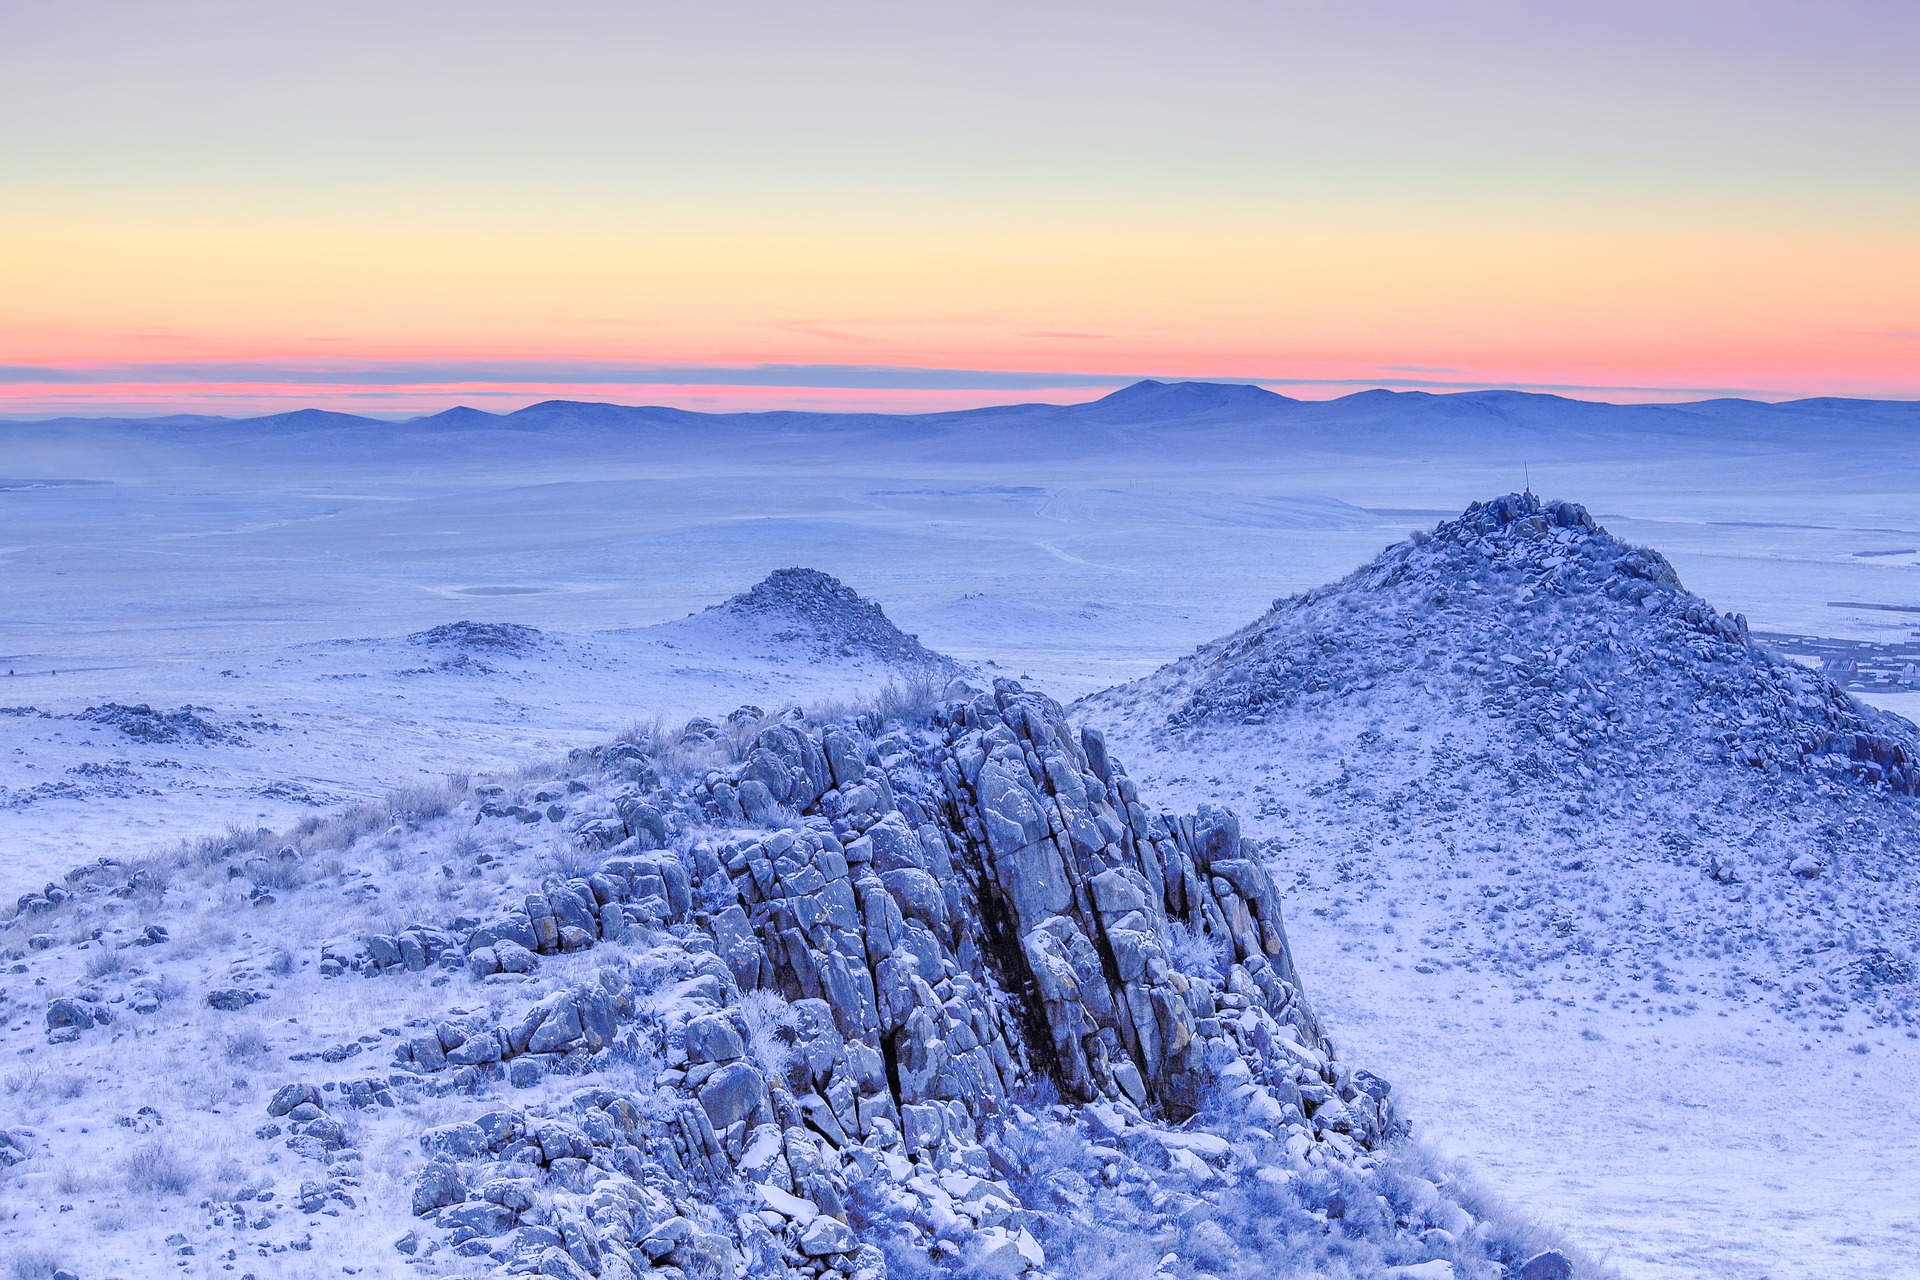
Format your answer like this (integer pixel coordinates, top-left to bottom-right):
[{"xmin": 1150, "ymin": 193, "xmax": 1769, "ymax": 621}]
[
  {"xmin": 735, "ymin": 988, "xmax": 798, "ymax": 1081},
  {"xmin": 1007, "ymin": 1075, "xmax": 1060, "ymax": 1113},
  {"xmin": 221, "ymin": 1025, "xmax": 270, "ymax": 1063},
  {"xmin": 1163, "ymin": 920, "xmax": 1229, "ymax": 977},
  {"xmin": 83, "ymin": 947, "xmax": 131, "ymax": 981},
  {"xmin": 876, "ymin": 673, "xmax": 944, "ymax": 727},
  {"xmin": 122, "ymin": 1139, "xmax": 195, "ymax": 1196},
  {"xmin": 389, "ymin": 780, "xmax": 460, "ymax": 824},
  {"xmin": 5, "ymin": 1249, "xmax": 65, "ymax": 1280},
  {"xmin": 539, "ymin": 834, "xmax": 605, "ymax": 879}
]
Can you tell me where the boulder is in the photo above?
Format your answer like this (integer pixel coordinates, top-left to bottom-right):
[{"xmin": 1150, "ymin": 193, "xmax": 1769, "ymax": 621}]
[
  {"xmin": 797, "ymin": 1215, "xmax": 858, "ymax": 1257},
  {"xmin": 881, "ymin": 867, "xmax": 949, "ymax": 933},
  {"xmin": 206, "ymin": 988, "xmax": 262, "ymax": 1011},
  {"xmin": 447, "ymin": 1032, "xmax": 502, "ymax": 1065},
  {"xmin": 492, "ymin": 939, "xmax": 538, "ymax": 973},
  {"xmin": 477, "ymin": 1176, "xmax": 539, "ymax": 1211},
  {"xmin": 754, "ymin": 724, "xmax": 833, "ymax": 809},
  {"xmin": 438, "ymin": 1200, "xmax": 514, "ymax": 1240},
  {"xmin": 738, "ymin": 780, "xmax": 780, "ymax": 823},
  {"xmin": 1519, "ymin": 1251, "xmax": 1574, "ymax": 1280},
  {"xmin": 823, "ymin": 728, "xmax": 866, "ymax": 788},
  {"xmin": 684, "ymin": 1014, "xmax": 746, "ymax": 1064},
  {"xmin": 45, "ymin": 998, "xmax": 95, "ymax": 1034},
  {"xmin": 640, "ymin": 1216, "xmax": 694, "ymax": 1262},
  {"xmin": 698, "ymin": 1062, "xmax": 771, "ymax": 1131},
  {"xmin": 411, "ymin": 1160, "xmax": 465, "ymax": 1216},
  {"xmin": 421, "ymin": 1121, "xmax": 489, "ymax": 1159}
]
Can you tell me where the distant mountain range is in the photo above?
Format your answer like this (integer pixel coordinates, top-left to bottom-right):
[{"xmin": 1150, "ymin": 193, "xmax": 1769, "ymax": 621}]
[{"xmin": 17, "ymin": 379, "xmax": 1920, "ymax": 434}]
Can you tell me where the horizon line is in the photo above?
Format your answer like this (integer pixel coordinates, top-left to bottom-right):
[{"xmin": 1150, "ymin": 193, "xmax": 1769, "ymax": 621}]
[{"xmin": 2, "ymin": 365, "xmax": 1916, "ymax": 423}]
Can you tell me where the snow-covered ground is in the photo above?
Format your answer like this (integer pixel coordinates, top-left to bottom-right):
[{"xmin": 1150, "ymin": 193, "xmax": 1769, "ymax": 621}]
[{"xmin": 5, "ymin": 383, "xmax": 1920, "ymax": 1277}]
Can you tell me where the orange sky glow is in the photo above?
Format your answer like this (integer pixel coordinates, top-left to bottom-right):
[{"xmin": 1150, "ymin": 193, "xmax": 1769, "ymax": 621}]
[{"xmin": 2, "ymin": 1, "xmax": 1914, "ymax": 416}]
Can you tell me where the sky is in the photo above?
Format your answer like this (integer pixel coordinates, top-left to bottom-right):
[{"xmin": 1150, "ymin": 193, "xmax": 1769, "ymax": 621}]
[{"xmin": 1, "ymin": 0, "xmax": 1915, "ymax": 417}]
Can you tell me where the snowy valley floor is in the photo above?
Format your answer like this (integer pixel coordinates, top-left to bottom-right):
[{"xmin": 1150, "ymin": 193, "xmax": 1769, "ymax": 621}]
[
  {"xmin": 1095, "ymin": 742, "xmax": 1920, "ymax": 1280},
  {"xmin": 1299, "ymin": 945, "xmax": 1920, "ymax": 1280}
]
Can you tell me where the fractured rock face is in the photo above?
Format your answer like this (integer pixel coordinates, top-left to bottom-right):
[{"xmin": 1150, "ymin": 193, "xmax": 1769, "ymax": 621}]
[
  {"xmin": 938, "ymin": 683, "xmax": 1322, "ymax": 1118},
  {"xmin": 294, "ymin": 677, "xmax": 1460, "ymax": 1280}
]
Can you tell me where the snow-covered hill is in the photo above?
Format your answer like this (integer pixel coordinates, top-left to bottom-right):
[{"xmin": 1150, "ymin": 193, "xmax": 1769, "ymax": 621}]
[
  {"xmin": 658, "ymin": 569, "xmax": 960, "ymax": 678},
  {"xmin": 0, "ymin": 572, "xmax": 964, "ymax": 896},
  {"xmin": 1079, "ymin": 494, "xmax": 1920, "ymax": 1279},
  {"xmin": 1082, "ymin": 492, "xmax": 1920, "ymax": 1025}
]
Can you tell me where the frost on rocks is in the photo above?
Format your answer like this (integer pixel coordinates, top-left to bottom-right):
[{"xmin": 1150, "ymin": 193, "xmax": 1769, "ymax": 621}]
[
  {"xmin": 0, "ymin": 675, "xmax": 1561, "ymax": 1279},
  {"xmin": 1159, "ymin": 493, "xmax": 1914, "ymax": 793}
]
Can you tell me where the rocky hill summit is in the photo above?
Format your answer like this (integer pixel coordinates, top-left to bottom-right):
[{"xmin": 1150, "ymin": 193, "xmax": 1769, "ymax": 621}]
[
  {"xmin": 1083, "ymin": 493, "xmax": 1920, "ymax": 1027},
  {"xmin": 1155, "ymin": 492, "xmax": 1916, "ymax": 791},
  {"xmin": 0, "ymin": 680, "xmax": 1580, "ymax": 1280},
  {"xmin": 409, "ymin": 623, "xmax": 549, "ymax": 656},
  {"xmin": 690, "ymin": 569, "xmax": 960, "ymax": 679}
]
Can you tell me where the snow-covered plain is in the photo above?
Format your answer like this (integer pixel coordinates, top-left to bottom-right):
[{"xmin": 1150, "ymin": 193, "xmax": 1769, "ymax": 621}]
[{"xmin": 5, "ymin": 382, "xmax": 1920, "ymax": 1278}]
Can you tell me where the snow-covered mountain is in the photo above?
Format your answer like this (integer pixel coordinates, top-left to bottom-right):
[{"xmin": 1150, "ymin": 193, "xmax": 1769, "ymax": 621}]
[{"xmin": 0, "ymin": 661, "xmax": 1585, "ymax": 1280}]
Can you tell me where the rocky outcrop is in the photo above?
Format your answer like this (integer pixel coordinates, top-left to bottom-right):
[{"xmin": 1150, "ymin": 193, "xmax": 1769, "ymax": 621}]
[
  {"xmin": 941, "ymin": 685, "xmax": 1324, "ymax": 1119},
  {"xmin": 335, "ymin": 680, "xmax": 1452, "ymax": 1279}
]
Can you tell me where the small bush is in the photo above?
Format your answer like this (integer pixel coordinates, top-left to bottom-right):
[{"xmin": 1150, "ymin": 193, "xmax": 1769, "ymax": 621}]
[
  {"xmin": 123, "ymin": 1139, "xmax": 195, "ymax": 1195},
  {"xmin": 1164, "ymin": 920, "xmax": 1230, "ymax": 978},
  {"xmin": 5, "ymin": 1249, "xmax": 64, "ymax": 1280},
  {"xmin": 734, "ymin": 989, "xmax": 798, "ymax": 1082},
  {"xmin": 84, "ymin": 947, "xmax": 131, "ymax": 981},
  {"xmin": 2, "ymin": 1067, "xmax": 45, "ymax": 1099},
  {"xmin": 1008, "ymin": 1075, "xmax": 1060, "ymax": 1112},
  {"xmin": 390, "ymin": 781, "xmax": 457, "ymax": 824},
  {"xmin": 876, "ymin": 672, "xmax": 944, "ymax": 726},
  {"xmin": 541, "ymin": 837, "xmax": 605, "ymax": 880},
  {"xmin": 222, "ymin": 1026, "xmax": 270, "ymax": 1063}
]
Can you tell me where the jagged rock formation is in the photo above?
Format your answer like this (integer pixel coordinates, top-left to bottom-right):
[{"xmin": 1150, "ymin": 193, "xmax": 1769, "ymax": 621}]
[
  {"xmin": 1083, "ymin": 493, "xmax": 1920, "ymax": 1025},
  {"xmin": 77, "ymin": 702, "xmax": 238, "ymax": 745},
  {"xmin": 302, "ymin": 682, "xmax": 1427, "ymax": 1277},
  {"xmin": 1, "ymin": 680, "xmax": 1569, "ymax": 1280}
]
